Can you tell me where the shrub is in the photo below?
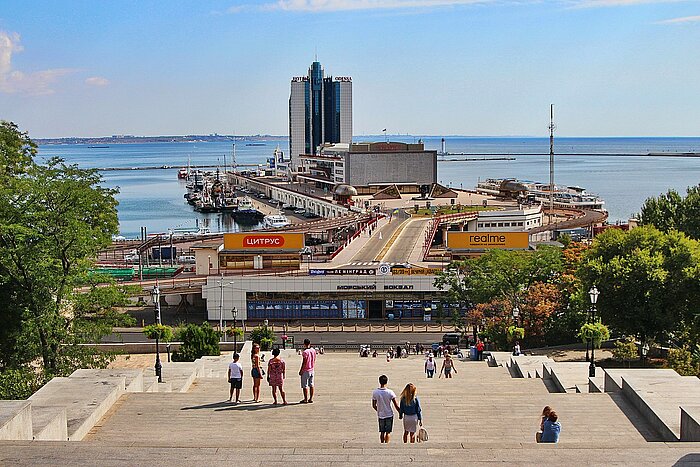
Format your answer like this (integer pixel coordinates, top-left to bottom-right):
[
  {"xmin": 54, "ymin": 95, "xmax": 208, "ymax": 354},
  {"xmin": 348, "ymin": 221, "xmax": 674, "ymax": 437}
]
[
  {"xmin": 249, "ymin": 325, "xmax": 275, "ymax": 349},
  {"xmin": 506, "ymin": 326, "xmax": 525, "ymax": 343},
  {"xmin": 143, "ymin": 324, "xmax": 174, "ymax": 342},
  {"xmin": 225, "ymin": 327, "xmax": 244, "ymax": 339},
  {"xmin": 612, "ymin": 337, "xmax": 638, "ymax": 367},
  {"xmin": 579, "ymin": 321, "xmax": 610, "ymax": 348},
  {"xmin": 667, "ymin": 347, "xmax": 699, "ymax": 376},
  {"xmin": 172, "ymin": 322, "xmax": 220, "ymax": 362}
]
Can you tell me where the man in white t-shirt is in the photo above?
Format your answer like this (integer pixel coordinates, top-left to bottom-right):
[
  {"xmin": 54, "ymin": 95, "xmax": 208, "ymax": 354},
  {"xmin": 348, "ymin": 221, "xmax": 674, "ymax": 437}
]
[
  {"xmin": 425, "ymin": 355, "xmax": 436, "ymax": 378},
  {"xmin": 371, "ymin": 374, "xmax": 400, "ymax": 443},
  {"xmin": 227, "ymin": 353, "xmax": 243, "ymax": 403}
]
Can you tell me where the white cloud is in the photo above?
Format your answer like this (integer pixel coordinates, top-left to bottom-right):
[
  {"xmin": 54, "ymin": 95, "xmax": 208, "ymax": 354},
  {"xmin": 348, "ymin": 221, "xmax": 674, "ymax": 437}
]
[
  {"xmin": 85, "ymin": 76, "xmax": 110, "ymax": 87},
  {"xmin": 657, "ymin": 14, "xmax": 700, "ymax": 24},
  {"xmin": 567, "ymin": 0, "xmax": 684, "ymax": 8},
  {"xmin": 0, "ymin": 30, "xmax": 75, "ymax": 96},
  {"xmin": 263, "ymin": 0, "xmax": 494, "ymax": 12}
]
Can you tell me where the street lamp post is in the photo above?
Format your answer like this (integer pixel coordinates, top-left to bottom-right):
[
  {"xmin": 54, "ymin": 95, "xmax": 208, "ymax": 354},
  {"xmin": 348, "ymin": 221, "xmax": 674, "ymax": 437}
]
[
  {"xmin": 588, "ymin": 285, "xmax": 600, "ymax": 378},
  {"xmin": 232, "ymin": 307, "xmax": 238, "ymax": 352},
  {"xmin": 150, "ymin": 285, "xmax": 163, "ymax": 383}
]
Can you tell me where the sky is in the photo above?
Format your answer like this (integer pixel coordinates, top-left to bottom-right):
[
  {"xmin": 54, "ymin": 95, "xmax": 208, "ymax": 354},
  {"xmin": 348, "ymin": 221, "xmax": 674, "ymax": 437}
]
[{"xmin": 1, "ymin": 0, "xmax": 699, "ymax": 138}]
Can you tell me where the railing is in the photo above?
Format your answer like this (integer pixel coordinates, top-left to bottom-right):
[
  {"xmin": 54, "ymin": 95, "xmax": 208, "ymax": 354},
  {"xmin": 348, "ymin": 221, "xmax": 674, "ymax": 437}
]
[
  {"xmin": 422, "ymin": 211, "xmax": 479, "ymax": 260},
  {"xmin": 260, "ymin": 322, "xmax": 456, "ymax": 333}
]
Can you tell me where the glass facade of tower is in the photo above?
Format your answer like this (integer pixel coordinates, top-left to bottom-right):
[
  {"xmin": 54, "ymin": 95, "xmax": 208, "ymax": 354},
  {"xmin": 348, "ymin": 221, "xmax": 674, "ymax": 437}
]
[{"xmin": 289, "ymin": 62, "xmax": 352, "ymax": 171}]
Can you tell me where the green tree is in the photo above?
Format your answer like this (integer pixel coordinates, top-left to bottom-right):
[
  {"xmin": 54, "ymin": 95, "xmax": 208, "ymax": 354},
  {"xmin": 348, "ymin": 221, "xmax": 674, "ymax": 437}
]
[
  {"xmin": 640, "ymin": 185, "xmax": 700, "ymax": 239},
  {"xmin": 0, "ymin": 121, "xmax": 127, "ymax": 396},
  {"xmin": 172, "ymin": 323, "xmax": 221, "ymax": 362},
  {"xmin": 578, "ymin": 226, "xmax": 700, "ymax": 348},
  {"xmin": 667, "ymin": 347, "xmax": 699, "ymax": 376},
  {"xmin": 612, "ymin": 337, "xmax": 639, "ymax": 368}
]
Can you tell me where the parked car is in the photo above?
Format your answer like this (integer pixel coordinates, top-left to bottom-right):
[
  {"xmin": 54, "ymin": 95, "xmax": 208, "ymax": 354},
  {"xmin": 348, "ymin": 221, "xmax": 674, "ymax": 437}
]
[
  {"xmin": 124, "ymin": 254, "xmax": 140, "ymax": 263},
  {"xmin": 177, "ymin": 255, "xmax": 196, "ymax": 264},
  {"xmin": 294, "ymin": 208, "xmax": 306, "ymax": 215},
  {"xmin": 282, "ymin": 204, "xmax": 295, "ymax": 210},
  {"xmin": 303, "ymin": 211, "xmax": 320, "ymax": 219}
]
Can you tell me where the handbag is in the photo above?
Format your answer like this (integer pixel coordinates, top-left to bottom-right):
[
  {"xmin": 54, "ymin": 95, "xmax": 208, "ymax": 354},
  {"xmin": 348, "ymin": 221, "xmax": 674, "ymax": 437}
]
[{"xmin": 417, "ymin": 427, "xmax": 428, "ymax": 443}]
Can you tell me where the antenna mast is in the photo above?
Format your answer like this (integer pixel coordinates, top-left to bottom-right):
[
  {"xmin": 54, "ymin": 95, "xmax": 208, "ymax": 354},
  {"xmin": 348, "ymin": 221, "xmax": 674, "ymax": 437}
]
[{"xmin": 548, "ymin": 104, "xmax": 555, "ymax": 226}]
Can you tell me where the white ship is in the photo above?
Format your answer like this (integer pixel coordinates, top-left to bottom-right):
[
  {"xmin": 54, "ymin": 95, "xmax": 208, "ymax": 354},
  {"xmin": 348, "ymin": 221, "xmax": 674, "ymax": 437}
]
[
  {"xmin": 263, "ymin": 212, "xmax": 292, "ymax": 229},
  {"xmin": 476, "ymin": 178, "xmax": 605, "ymax": 211}
]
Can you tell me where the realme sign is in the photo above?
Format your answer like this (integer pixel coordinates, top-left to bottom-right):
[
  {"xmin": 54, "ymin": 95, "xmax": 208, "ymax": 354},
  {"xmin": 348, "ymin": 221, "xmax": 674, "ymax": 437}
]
[{"xmin": 447, "ymin": 232, "xmax": 529, "ymax": 250}]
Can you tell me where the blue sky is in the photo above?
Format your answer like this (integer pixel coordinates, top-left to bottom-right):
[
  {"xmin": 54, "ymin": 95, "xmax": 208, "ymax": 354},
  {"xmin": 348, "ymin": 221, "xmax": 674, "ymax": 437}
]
[{"xmin": 1, "ymin": 0, "xmax": 699, "ymax": 138}]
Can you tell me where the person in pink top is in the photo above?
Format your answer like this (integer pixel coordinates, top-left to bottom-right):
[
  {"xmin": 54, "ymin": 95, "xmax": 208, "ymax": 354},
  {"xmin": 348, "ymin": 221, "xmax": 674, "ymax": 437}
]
[{"xmin": 299, "ymin": 338, "xmax": 317, "ymax": 403}]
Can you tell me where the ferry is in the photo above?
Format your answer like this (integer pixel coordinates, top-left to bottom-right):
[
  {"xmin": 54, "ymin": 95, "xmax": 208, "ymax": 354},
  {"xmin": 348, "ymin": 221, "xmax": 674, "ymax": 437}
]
[
  {"xmin": 476, "ymin": 178, "xmax": 605, "ymax": 211},
  {"xmin": 263, "ymin": 212, "xmax": 291, "ymax": 229}
]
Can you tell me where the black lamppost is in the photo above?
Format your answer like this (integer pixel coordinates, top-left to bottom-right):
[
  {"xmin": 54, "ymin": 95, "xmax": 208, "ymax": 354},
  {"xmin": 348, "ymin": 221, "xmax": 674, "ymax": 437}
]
[
  {"xmin": 588, "ymin": 285, "xmax": 600, "ymax": 378},
  {"xmin": 232, "ymin": 307, "xmax": 238, "ymax": 352},
  {"xmin": 150, "ymin": 285, "xmax": 163, "ymax": 383}
]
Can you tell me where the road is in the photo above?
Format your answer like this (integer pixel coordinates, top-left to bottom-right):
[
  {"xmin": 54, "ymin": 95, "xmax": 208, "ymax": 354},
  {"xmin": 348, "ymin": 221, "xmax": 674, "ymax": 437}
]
[
  {"xmin": 350, "ymin": 211, "xmax": 410, "ymax": 262},
  {"xmin": 382, "ymin": 217, "xmax": 430, "ymax": 263},
  {"xmin": 103, "ymin": 330, "xmax": 450, "ymax": 346}
]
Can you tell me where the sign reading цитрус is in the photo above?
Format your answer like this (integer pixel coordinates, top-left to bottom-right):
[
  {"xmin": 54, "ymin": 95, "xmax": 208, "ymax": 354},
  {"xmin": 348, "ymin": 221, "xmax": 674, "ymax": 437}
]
[{"xmin": 223, "ymin": 233, "xmax": 305, "ymax": 250}]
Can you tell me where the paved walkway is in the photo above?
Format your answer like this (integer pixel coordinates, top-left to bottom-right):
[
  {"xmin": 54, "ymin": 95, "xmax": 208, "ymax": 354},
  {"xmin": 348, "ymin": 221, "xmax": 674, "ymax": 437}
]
[{"xmin": 3, "ymin": 353, "xmax": 700, "ymax": 465}]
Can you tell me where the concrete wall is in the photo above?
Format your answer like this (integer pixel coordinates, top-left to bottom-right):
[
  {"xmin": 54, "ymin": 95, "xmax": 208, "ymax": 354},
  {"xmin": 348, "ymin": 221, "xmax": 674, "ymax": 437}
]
[
  {"xmin": 345, "ymin": 151, "xmax": 437, "ymax": 187},
  {"xmin": 681, "ymin": 407, "xmax": 700, "ymax": 442},
  {"xmin": 0, "ymin": 401, "xmax": 32, "ymax": 441}
]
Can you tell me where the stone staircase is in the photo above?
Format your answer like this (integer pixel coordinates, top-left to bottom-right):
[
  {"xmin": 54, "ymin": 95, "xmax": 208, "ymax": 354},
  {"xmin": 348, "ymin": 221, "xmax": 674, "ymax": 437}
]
[{"xmin": 3, "ymin": 347, "xmax": 700, "ymax": 465}]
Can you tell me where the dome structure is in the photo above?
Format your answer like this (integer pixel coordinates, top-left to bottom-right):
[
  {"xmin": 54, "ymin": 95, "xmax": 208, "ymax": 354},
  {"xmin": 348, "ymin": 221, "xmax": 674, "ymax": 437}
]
[{"xmin": 334, "ymin": 184, "xmax": 358, "ymax": 197}]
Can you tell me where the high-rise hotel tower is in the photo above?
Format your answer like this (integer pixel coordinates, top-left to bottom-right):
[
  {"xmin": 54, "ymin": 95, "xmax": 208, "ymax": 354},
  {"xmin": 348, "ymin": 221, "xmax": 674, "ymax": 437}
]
[{"xmin": 289, "ymin": 61, "xmax": 352, "ymax": 171}]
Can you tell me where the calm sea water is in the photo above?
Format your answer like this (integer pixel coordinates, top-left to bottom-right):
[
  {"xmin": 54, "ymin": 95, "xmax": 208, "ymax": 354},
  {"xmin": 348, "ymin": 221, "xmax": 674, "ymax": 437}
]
[{"xmin": 37, "ymin": 137, "xmax": 700, "ymax": 237}]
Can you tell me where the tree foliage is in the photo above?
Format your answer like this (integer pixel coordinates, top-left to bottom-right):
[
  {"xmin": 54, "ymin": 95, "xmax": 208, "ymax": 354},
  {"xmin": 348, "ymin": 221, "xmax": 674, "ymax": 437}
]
[
  {"xmin": 249, "ymin": 325, "xmax": 276, "ymax": 350},
  {"xmin": 640, "ymin": 186, "xmax": 700, "ymax": 239},
  {"xmin": 172, "ymin": 323, "xmax": 220, "ymax": 362},
  {"xmin": 612, "ymin": 337, "xmax": 638, "ymax": 367},
  {"xmin": 0, "ymin": 121, "xmax": 127, "ymax": 397},
  {"xmin": 143, "ymin": 324, "xmax": 174, "ymax": 342},
  {"xmin": 667, "ymin": 347, "xmax": 699, "ymax": 376},
  {"xmin": 578, "ymin": 226, "xmax": 700, "ymax": 344}
]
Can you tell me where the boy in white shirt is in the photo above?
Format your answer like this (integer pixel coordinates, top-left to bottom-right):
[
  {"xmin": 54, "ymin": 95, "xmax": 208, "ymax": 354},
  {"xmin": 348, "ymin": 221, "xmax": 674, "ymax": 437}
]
[
  {"xmin": 372, "ymin": 374, "xmax": 400, "ymax": 443},
  {"xmin": 227, "ymin": 353, "xmax": 243, "ymax": 403}
]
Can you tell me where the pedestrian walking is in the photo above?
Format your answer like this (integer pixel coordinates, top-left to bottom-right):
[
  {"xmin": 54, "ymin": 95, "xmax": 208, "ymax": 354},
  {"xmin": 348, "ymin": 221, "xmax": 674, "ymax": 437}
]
[
  {"xmin": 424, "ymin": 355, "xmax": 436, "ymax": 378},
  {"xmin": 267, "ymin": 348, "xmax": 287, "ymax": 405},
  {"xmin": 372, "ymin": 374, "xmax": 400, "ymax": 444},
  {"xmin": 299, "ymin": 338, "xmax": 316, "ymax": 403},
  {"xmin": 398, "ymin": 383, "xmax": 423, "ymax": 443},
  {"xmin": 227, "ymin": 352, "xmax": 243, "ymax": 403},
  {"xmin": 251, "ymin": 343, "xmax": 263, "ymax": 402},
  {"xmin": 439, "ymin": 354, "xmax": 457, "ymax": 378}
]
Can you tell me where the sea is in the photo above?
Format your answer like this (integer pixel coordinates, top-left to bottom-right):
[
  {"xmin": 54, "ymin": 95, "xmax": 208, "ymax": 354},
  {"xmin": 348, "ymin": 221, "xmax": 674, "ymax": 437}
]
[{"xmin": 36, "ymin": 137, "xmax": 700, "ymax": 238}]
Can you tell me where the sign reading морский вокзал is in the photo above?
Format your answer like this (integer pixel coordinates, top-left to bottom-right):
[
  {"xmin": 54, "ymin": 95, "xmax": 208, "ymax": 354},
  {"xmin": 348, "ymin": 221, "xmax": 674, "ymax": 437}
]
[{"xmin": 446, "ymin": 231, "xmax": 529, "ymax": 250}]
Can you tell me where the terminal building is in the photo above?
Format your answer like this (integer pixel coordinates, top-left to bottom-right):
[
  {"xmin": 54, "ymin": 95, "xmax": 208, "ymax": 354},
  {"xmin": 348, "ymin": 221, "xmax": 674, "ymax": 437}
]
[
  {"xmin": 203, "ymin": 272, "xmax": 450, "ymax": 323},
  {"xmin": 298, "ymin": 141, "xmax": 438, "ymax": 194}
]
